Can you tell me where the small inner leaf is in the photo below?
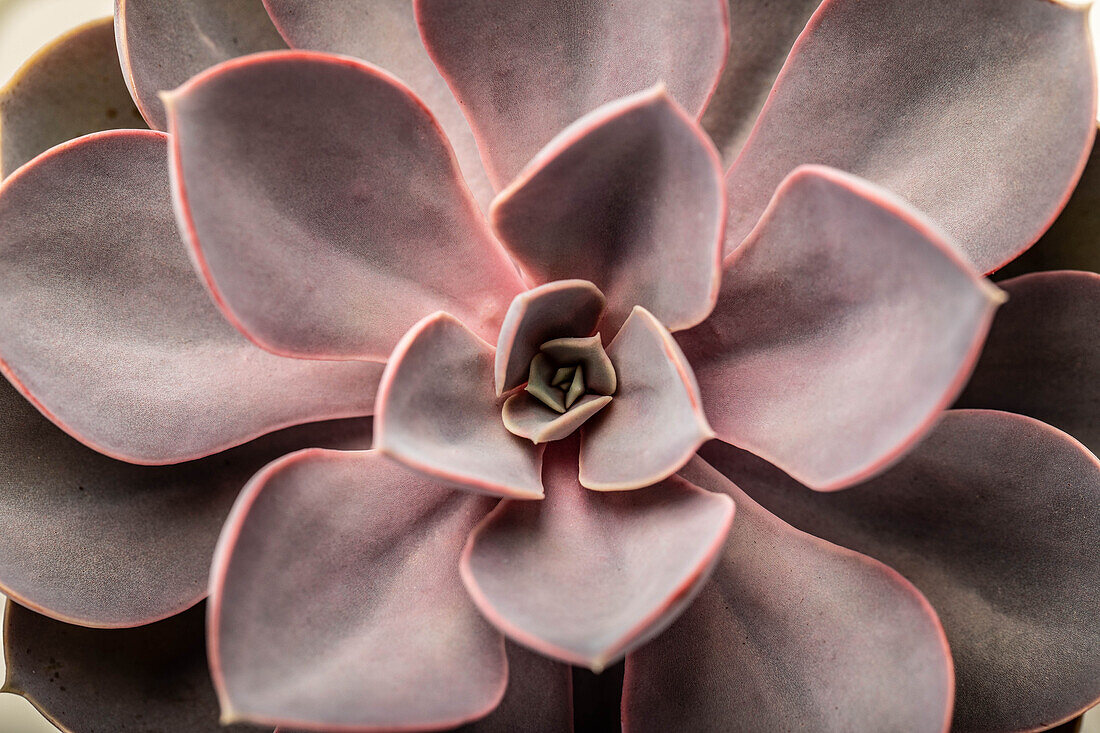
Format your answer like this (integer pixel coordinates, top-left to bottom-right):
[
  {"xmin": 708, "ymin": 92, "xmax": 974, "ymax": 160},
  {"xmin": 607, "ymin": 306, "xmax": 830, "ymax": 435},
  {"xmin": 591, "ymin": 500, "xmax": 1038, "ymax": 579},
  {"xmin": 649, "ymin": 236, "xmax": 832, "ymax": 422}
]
[
  {"xmin": 526, "ymin": 353, "xmax": 567, "ymax": 413},
  {"xmin": 565, "ymin": 366, "xmax": 585, "ymax": 409},
  {"xmin": 552, "ymin": 366, "xmax": 576, "ymax": 387}
]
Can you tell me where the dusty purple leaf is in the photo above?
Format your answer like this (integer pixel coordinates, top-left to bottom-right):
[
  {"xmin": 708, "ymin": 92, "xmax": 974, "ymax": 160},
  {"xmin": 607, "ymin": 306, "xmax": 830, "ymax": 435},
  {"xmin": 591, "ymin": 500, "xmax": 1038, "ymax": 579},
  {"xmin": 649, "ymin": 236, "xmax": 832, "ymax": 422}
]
[
  {"xmin": 725, "ymin": 0, "xmax": 1096, "ymax": 272},
  {"xmin": 490, "ymin": 88, "xmax": 725, "ymax": 334},
  {"xmin": 209, "ymin": 448, "xmax": 507, "ymax": 730},
  {"xmin": 115, "ymin": 0, "xmax": 286, "ymax": 130},
  {"xmin": 167, "ymin": 51, "xmax": 524, "ymax": 361},
  {"xmin": 679, "ymin": 165, "xmax": 1000, "ymax": 490},
  {"xmin": 701, "ymin": 409, "xmax": 1100, "ymax": 732},
  {"xmin": 4, "ymin": 602, "xmax": 267, "ymax": 733},
  {"xmin": 375, "ymin": 312, "xmax": 544, "ymax": 499},
  {"xmin": 581, "ymin": 307, "xmax": 712, "ymax": 491},
  {"xmin": 955, "ymin": 271, "xmax": 1099, "ymax": 456},
  {"xmin": 622, "ymin": 456, "xmax": 953, "ymax": 733},
  {"xmin": 0, "ymin": 17, "xmax": 145, "ymax": 179},
  {"xmin": 416, "ymin": 0, "xmax": 728, "ymax": 188},
  {"xmin": 0, "ymin": 130, "xmax": 383, "ymax": 464},
  {"xmin": 0, "ymin": 370, "xmax": 372, "ymax": 628},
  {"xmin": 462, "ymin": 438, "xmax": 733, "ymax": 672}
]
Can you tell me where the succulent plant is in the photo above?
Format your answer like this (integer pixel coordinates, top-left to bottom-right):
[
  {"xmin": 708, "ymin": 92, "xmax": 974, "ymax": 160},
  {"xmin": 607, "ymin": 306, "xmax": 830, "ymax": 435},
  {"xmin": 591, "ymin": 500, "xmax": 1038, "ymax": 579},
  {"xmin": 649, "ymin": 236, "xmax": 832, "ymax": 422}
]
[{"xmin": 0, "ymin": 0, "xmax": 1097, "ymax": 731}]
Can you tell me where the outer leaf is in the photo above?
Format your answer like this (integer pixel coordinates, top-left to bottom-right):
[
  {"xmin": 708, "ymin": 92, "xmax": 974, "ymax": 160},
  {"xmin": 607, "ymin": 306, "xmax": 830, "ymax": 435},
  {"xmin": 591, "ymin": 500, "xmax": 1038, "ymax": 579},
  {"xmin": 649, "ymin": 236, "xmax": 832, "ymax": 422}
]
[
  {"xmin": 580, "ymin": 307, "xmax": 713, "ymax": 491},
  {"xmin": 701, "ymin": 410, "xmax": 1100, "ymax": 732},
  {"xmin": 209, "ymin": 449, "xmax": 507, "ymax": 730},
  {"xmin": 115, "ymin": 0, "xmax": 286, "ymax": 130},
  {"xmin": 167, "ymin": 51, "xmax": 524, "ymax": 361},
  {"xmin": 0, "ymin": 130, "xmax": 383, "ymax": 464},
  {"xmin": 375, "ymin": 312, "xmax": 544, "ymax": 499},
  {"xmin": 4, "ymin": 602, "xmax": 266, "ymax": 733},
  {"xmin": 724, "ymin": 0, "xmax": 1096, "ymax": 272},
  {"xmin": 416, "ymin": 0, "xmax": 729, "ymax": 188},
  {"xmin": 0, "ymin": 17, "xmax": 145, "ymax": 178},
  {"xmin": 0, "ymin": 373, "xmax": 372, "ymax": 628},
  {"xmin": 261, "ymin": 0, "xmax": 496, "ymax": 208},
  {"xmin": 462, "ymin": 438, "xmax": 733, "ymax": 672},
  {"xmin": 490, "ymin": 88, "xmax": 725, "ymax": 335},
  {"xmin": 622, "ymin": 456, "xmax": 953, "ymax": 733},
  {"xmin": 679, "ymin": 165, "xmax": 1001, "ymax": 490},
  {"xmin": 955, "ymin": 271, "xmax": 1099, "ymax": 455},
  {"xmin": 460, "ymin": 643, "xmax": 574, "ymax": 733}
]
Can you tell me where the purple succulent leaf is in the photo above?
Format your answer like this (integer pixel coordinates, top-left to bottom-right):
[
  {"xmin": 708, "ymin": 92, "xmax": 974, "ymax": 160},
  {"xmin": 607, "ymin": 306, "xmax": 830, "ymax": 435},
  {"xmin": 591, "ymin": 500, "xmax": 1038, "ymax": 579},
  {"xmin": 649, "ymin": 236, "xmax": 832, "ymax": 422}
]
[
  {"xmin": 580, "ymin": 307, "xmax": 713, "ymax": 492},
  {"xmin": 115, "ymin": 0, "xmax": 286, "ymax": 131},
  {"xmin": 0, "ymin": 130, "xmax": 383, "ymax": 465},
  {"xmin": 996, "ymin": 133, "xmax": 1100, "ymax": 279},
  {"xmin": 375, "ymin": 312, "xmax": 545, "ymax": 500},
  {"xmin": 699, "ymin": 409, "xmax": 1100, "ymax": 732},
  {"xmin": 415, "ymin": 0, "xmax": 729, "ymax": 188},
  {"xmin": 702, "ymin": 0, "xmax": 822, "ymax": 166},
  {"xmin": 955, "ymin": 271, "xmax": 1099, "ymax": 456},
  {"xmin": 623, "ymin": 455, "xmax": 954, "ymax": 733},
  {"xmin": 495, "ymin": 280, "xmax": 607, "ymax": 395},
  {"xmin": 0, "ymin": 370, "xmax": 371, "ymax": 628},
  {"xmin": 166, "ymin": 51, "xmax": 524, "ymax": 361},
  {"xmin": 503, "ymin": 393, "xmax": 613, "ymax": 446},
  {"xmin": 4, "ymin": 602, "xmax": 269, "ymax": 733},
  {"xmin": 461, "ymin": 438, "xmax": 734, "ymax": 672},
  {"xmin": 261, "ymin": 0, "xmax": 496, "ymax": 209},
  {"xmin": 489, "ymin": 88, "xmax": 725, "ymax": 335},
  {"xmin": 724, "ymin": 0, "xmax": 1097, "ymax": 273},
  {"xmin": 0, "ymin": 17, "xmax": 146, "ymax": 179},
  {"xmin": 209, "ymin": 448, "xmax": 508, "ymax": 730},
  {"xmin": 679, "ymin": 165, "xmax": 1002, "ymax": 491}
]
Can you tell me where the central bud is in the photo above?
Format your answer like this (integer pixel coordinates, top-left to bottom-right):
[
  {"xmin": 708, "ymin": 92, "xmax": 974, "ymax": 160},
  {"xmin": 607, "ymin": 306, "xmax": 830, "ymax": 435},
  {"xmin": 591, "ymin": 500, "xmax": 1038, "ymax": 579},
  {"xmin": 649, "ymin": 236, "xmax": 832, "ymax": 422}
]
[{"xmin": 525, "ymin": 335, "xmax": 617, "ymax": 414}]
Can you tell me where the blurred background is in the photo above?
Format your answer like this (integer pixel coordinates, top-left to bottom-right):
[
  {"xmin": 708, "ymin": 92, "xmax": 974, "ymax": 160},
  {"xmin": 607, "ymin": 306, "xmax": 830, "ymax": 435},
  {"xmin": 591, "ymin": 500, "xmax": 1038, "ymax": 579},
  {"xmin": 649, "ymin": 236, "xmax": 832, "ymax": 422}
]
[{"xmin": 1, "ymin": 0, "xmax": 1098, "ymax": 730}]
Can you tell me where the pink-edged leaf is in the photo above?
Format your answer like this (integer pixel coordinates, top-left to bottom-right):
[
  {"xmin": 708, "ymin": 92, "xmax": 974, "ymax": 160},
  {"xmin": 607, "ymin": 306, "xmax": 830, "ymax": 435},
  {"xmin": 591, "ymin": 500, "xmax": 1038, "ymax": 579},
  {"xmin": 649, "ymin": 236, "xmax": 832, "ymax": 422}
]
[
  {"xmin": 701, "ymin": 409, "xmax": 1100, "ymax": 732},
  {"xmin": 210, "ymin": 448, "xmax": 507, "ymax": 730},
  {"xmin": 261, "ymin": 0, "xmax": 495, "ymax": 208},
  {"xmin": 495, "ymin": 280, "xmax": 606, "ymax": 395},
  {"xmin": 680, "ymin": 165, "xmax": 1001, "ymax": 490},
  {"xmin": 580, "ymin": 307, "xmax": 713, "ymax": 491},
  {"xmin": 375, "ymin": 312, "xmax": 544, "ymax": 499},
  {"xmin": 167, "ymin": 51, "xmax": 524, "ymax": 361},
  {"xmin": 461, "ymin": 438, "xmax": 733, "ymax": 672},
  {"xmin": 115, "ymin": 0, "xmax": 285, "ymax": 130},
  {"xmin": 622, "ymin": 456, "xmax": 953, "ymax": 733},
  {"xmin": 0, "ymin": 130, "xmax": 383, "ymax": 464},
  {"xmin": 702, "ymin": 0, "xmax": 822, "ymax": 165},
  {"xmin": 0, "ymin": 372, "xmax": 372, "ymax": 628},
  {"xmin": 956, "ymin": 271, "xmax": 1099, "ymax": 455},
  {"xmin": 725, "ymin": 0, "xmax": 1097, "ymax": 272},
  {"xmin": 4, "ymin": 602, "xmax": 267, "ymax": 733},
  {"xmin": 416, "ymin": 0, "xmax": 729, "ymax": 188},
  {"xmin": 490, "ymin": 89, "xmax": 725, "ymax": 334},
  {"xmin": 996, "ymin": 134, "xmax": 1100, "ymax": 279},
  {"xmin": 0, "ymin": 17, "xmax": 145, "ymax": 178}
]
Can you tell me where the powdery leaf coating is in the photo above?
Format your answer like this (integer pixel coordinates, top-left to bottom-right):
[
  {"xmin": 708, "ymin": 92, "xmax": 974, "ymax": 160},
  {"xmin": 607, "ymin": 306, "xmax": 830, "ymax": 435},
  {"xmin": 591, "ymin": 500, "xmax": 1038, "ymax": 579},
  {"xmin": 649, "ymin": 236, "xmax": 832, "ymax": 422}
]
[
  {"xmin": 209, "ymin": 449, "xmax": 507, "ymax": 730},
  {"xmin": 702, "ymin": 0, "xmax": 822, "ymax": 165},
  {"xmin": 495, "ymin": 280, "xmax": 606, "ymax": 395},
  {"xmin": 956, "ymin": 271, "xmax": 1099, "ymax": 455},
  {"xmin": 623, "ymin": 456, "xmax": 953, "ymax": 733},
  {"xmin": 0, "ymin": 17, "xmax": 145, "ymax": 179},
  {"xmin": 262, "ymin": 0, "xmax": 495, "ymax": 208},
  {"xmin": 416, "ymin": 0, "xmax": 729, "ymax": 187},
  {"xmin": 0, "ymin": 130, "xmax": 384, "ymax": 465},
  {"xmin": 725, "ymin": 0, "xmax": 1096, "ymax": 272},
  {"xmin": 490, "ymin": 88, "xmax": 725, "ymax": 335},
  {"xmin": 700, "ymin": 410, "xmax": 1100, "ymax": 732},
  {"xmin": 679, "ymin": 165, "xmax": 1001, "ymax": 490},
  {"xmin": 115, "ymin": 0, "xmax": 286, "ymax": 130},
  {"xmin": 996, "ymin": 135, "xmax": 1100, "ymax": 279},
  {"xmin": 167, "ymin": 51, "xmax": 524, "ymax": 361},
  {"xmin": 461, "ymin": 438, "xmax": 733, "ymax": 672},
  {"xmin": 581, "ymin": 307, "xmax": 713, "ymax": 492},
  {"xmin": 4, "ymin": 602, "xmax": 266, "ymax": 733},
  {"xmin": 503, "ymin": 393, "xmax": 612, "ymax": 445},
  {"xmin": 375, "ymin": 312, "xmax": 544, "ymax": 500},
  {"xmin": 0, "ymin": 370, "xmax": 372, "ymax": 628}
]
